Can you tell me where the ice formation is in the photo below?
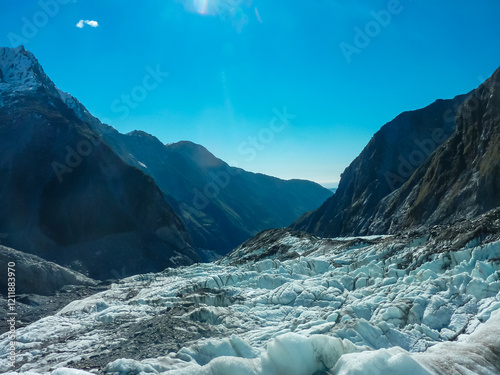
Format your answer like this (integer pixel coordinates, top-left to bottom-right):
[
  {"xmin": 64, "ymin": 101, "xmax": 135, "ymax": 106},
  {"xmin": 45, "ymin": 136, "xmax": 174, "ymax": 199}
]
[{"xmin": 1, "ymin": 233, "xmax": 500, "ymax": 374}]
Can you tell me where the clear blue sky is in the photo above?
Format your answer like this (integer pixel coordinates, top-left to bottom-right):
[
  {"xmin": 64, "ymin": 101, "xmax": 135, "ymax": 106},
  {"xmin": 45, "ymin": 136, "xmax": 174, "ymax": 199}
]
[{"xmin": 2, "ymin": 1, "xmax": 500, "ymax": 187}]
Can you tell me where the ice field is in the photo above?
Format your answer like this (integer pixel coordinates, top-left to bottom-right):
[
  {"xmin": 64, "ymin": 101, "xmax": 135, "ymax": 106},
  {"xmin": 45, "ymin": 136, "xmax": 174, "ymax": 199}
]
[{"xmin": 1, "ymin": 231, "xmax": 500, "ymax": 374}]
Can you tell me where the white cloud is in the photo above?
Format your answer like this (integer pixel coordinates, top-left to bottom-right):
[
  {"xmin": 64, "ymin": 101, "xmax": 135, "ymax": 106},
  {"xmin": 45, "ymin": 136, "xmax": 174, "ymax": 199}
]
[{"xmin": 76, "ymin": 20, "xmax": 99, "ymax": 28}]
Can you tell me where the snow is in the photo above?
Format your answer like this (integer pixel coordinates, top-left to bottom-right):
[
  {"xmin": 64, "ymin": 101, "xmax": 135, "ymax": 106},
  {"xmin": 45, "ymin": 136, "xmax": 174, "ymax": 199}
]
[
  {"xmin": 57, "ymin": 89, "xmax": 88, "ymax": 119},
  {"xmin": 51, "ymin": 370, "xmax": 95, "ymax": 375},
  {"xmin": 335, "ymin": 309, "xmax": 500, "ymax": 375},
  {"xmin": 103, "ymin": 333, "xmax": 368, "ymax": 375},
  {"xmin": 0, "ymin": 46, "xmax": 50, "ymax": 93},
  {"xmin": 0, "ymin": 46, "xmax": 37, "ymax": 86},
  {"xmin": 0, "ymin": 46, "xmax": 61, "ymax": 107},
  {"xmin": 1, "ymin": 234, "xmax": 500, "ymax": 374}
]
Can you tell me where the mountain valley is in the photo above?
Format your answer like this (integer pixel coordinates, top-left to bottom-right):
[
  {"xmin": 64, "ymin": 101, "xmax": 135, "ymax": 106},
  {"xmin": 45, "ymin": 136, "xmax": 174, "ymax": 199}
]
[{"xmin": 1, "ymin": 45, "xmax": 500, "ymax": 375}]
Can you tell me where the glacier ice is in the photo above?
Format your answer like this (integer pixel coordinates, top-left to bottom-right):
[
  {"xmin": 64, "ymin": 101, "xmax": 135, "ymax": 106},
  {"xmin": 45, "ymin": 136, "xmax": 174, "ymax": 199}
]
[{"xmin": 1, "ymin": 234, "xmax": 500, "ymax": 374}]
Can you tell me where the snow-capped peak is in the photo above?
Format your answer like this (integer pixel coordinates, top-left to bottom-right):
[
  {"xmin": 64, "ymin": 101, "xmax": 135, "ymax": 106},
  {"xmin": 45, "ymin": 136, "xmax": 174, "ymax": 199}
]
[
  {"xmin": 0, "ymin": 45, "xmax": 58, "ymax": 96},
  {"xmin": 0, "ymin": 46, "xmax": 107, "ymax": 131}
]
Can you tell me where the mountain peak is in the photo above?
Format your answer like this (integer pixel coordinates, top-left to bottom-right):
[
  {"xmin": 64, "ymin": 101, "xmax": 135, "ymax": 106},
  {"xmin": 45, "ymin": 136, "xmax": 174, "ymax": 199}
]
[
  {"xmin": 0, "ymin": 45, "xmax": 58, "ymax": 97},
  {"xmin": 166, "ymin": 140, "xmax": 225, "ymax": 169}
]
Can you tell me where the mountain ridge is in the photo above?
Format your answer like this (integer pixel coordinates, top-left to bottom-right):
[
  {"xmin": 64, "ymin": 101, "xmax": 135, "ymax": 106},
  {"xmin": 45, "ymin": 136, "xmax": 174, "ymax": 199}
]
[
  {"xmin": 366, "ymin": 66, "xmax": 500, "ymax": 233},
  {"xmin": 0, "ymin": 46, "xmax": 200, "ymax": 279},
  {"xmin": 292, "ymin": 65, "xmax": 500, "ymax": 239},
  {"xmin": 0, "ymin": 45, "xmax": 332, "ymax": 271},
  {"xmin": 291, "ymin": 91, "xmax": 470, "ymax": 237},
  {"xmin": 50, "ymin": 73, "xmax": 332, "ymax": 254}
]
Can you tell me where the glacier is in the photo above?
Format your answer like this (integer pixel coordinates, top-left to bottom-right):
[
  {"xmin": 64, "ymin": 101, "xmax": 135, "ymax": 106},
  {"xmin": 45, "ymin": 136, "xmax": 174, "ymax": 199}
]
[{"xmin": 1, "ymin": 229, "xmax": 500, "ymax": 374}]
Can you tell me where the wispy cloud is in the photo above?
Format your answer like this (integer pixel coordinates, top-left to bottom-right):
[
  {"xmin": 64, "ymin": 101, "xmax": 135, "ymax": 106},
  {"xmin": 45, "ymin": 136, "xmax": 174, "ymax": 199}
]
[{"xmin": 76, "ymin": 20, "xmax": 99, "ymax": 28}]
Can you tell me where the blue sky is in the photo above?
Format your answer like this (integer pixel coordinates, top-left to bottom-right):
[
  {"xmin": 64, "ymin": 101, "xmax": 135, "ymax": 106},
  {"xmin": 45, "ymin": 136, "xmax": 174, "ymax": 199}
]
[{"xmin": 2, "ymin": 0, "xmax": 500, "ymax": 187}]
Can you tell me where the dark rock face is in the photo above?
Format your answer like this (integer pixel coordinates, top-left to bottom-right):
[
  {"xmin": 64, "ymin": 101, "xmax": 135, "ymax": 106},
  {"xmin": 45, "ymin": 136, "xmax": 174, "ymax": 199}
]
[
  {"xmin": 367, "ymin": 67, "xmax": 500, "ymax": 233},
  {"xmin": 291, "ymin": 93, "xmax": 469, "ymax": 237},
  {"xmin": 0, "ymin": 47, "xmax": 199, "ymax": 279},
  {"xmin": 57, "ymin": 95, "xmax": 332, "ymax": 254}
]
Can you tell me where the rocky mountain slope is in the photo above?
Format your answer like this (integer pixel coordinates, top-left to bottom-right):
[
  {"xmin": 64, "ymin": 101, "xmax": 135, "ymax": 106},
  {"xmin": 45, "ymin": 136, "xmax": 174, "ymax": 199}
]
[
  {"xmin": 291, "ymin": 92, "xmax": 470, "ymax": 237},
  {"xmin": 366, "ymin": 66, "xmax": 500, "ymax": 234},
  {"xmin": 56, "ymin": 89, "xmax": 332, "ymax": 255},
  {"xmin": 0, "ymin": 245, "xmax": 107, "ymax": 334},
  {"xmin": 293, "ymin": 66, "xmax": 500, "ymax": 239},
  {"xmin": 0, "ymin": 46, "xmax": 199, "ymax": 279}
]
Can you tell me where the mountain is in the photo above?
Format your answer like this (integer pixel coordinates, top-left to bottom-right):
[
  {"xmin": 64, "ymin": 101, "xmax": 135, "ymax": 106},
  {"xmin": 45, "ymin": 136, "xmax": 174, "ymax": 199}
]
[
  {"xmin": 0, "ymin": 45, "xmax": 331, "ymax": 282},
  {"xmin": 291, "ymin": 88, "xmax": 472, "ymax": 237},
  {"xmin": 0, "ymin": 46, "xmax": 199, "ymax": 279},
  {"xmin": 1, "ymin": 46, "xmax": 499, "ymax": 375},
  {"xmin": 56, "ymin": 91, "xmax": 332, "ymax": 255},
  {"xmin": 366, "ymin": 67, "xmax": 500, "ymax": 233}
]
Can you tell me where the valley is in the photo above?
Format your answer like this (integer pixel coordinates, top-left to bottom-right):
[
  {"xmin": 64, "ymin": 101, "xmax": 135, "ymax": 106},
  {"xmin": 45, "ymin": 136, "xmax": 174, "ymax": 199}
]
[{"xmin": 1, "ymin": 31, "xmax": 500, "ymax": 375}]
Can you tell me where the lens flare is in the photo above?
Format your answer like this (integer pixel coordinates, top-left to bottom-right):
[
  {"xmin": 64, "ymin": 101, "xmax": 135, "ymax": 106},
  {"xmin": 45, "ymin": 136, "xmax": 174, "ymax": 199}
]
[{"xmin": 194, "ymin": 0, "xmax": 210, "ymax": 15}]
